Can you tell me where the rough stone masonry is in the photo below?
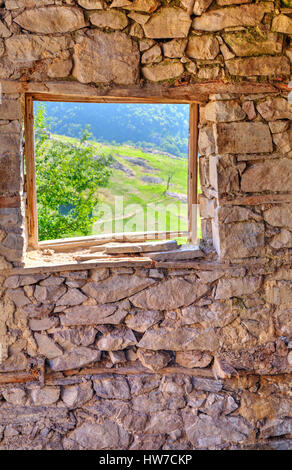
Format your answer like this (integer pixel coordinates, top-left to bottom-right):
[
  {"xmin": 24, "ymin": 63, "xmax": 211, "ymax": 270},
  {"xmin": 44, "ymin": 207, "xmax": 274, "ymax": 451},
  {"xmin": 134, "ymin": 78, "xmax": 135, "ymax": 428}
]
[{"xmin": 1, "ymin": 0, "xmax": 292, "ymax": 450}]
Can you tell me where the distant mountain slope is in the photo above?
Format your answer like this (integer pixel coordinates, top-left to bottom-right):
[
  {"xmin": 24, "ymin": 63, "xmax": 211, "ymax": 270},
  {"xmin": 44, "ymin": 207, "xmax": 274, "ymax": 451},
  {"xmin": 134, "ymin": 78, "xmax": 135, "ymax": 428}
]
[{"xmin": 35, "ymin": 102, "xmax": 189, "ymax": 158}]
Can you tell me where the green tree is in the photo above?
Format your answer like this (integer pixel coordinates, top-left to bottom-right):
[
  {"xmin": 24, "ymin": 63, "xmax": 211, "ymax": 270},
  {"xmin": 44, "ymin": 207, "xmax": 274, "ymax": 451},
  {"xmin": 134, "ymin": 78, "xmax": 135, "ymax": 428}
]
[{"xmin": 35, "ymin": 105, "xmax": 113, "ymax": 241}]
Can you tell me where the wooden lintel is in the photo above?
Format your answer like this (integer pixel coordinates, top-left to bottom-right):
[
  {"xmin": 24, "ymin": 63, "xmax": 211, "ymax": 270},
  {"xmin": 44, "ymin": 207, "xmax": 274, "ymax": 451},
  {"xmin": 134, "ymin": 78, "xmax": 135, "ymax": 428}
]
[{"xmin": 1, "ymin": 80, "xmax": 278, "ymax": 101}]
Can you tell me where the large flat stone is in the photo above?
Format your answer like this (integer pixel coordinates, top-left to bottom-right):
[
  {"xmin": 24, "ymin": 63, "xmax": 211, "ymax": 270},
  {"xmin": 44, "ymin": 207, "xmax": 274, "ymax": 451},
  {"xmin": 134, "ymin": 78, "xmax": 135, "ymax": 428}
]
[
  {"xmin": 192, "ymin": 3, "xmax": 271, "ymax": 31},
  {"xmin": 14, "ymin": 6, "xmax": 86, "ymax": 33},
  {"xmin": 215, "ymin": 277, "xmax": 262, "ymax": 300},
  {"xmin": 212, "ymin": 221, "xmax": 265, "ymax": 259},
  {"xmin": 264, "ymin": 204, "xmax": 292, "ymax": 229},
  {"xmin": 6, "ymin": 35, "xmax": 68, "ymax": 62},
  {"xmin": 214, "ymin": 122, "xmax": 273, "ymax": 154},
  {"xmin": 90, "ymin": 10, "xmax": 128, "ymax": 30},
  {"xmin": 143, "ymin": 7, "xmax": 191, "ymax": 38},
  {"xmin": 130, "ymin": 278, "xmax": 209, "ymax": 310},
  {"xmin": 204, "ymin": 100, "xmax": 246, "ymax": 123},
  {"xmin": 63, "ymin": 421, "xmax": 130, "ymax": 450},
  {"xmin": 223, "ymin": 31, "xmax": 282, "ymax": 57},
  {"xmin": 73, "ymin": 30, "xmax": 140, "ymax": 85},
  {"xmin": 272, "ymin": 14, "xmax": 292, "ymax": 34},
  {"xmin": 257, "ymin": 97, "xmax": 292, "ymax": 121},
  {"xmin": 241, "ymin": 159, "xmax": 292, "ymax": 192},
  {"xmin": 226, "ymin": 56, "xmax": 290, "ymax": 77},
  {"xmin": 139, "ymin": 327, "xmax": 219, "ymax": 351},
  {"xmin": 82, "ymin": 274, "xmax": 155, "ymax": 303},
  {"xmin": 61, "ymin": 305, "xmax": 127, "ymax": 326}
]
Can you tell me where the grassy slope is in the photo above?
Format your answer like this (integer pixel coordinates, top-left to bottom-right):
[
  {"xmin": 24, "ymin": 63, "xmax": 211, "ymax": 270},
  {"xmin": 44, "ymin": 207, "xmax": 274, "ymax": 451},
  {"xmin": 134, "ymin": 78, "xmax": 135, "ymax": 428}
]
[{"xmin": 48, "ymin": 135, "xmax": 200, "ymax": 240}]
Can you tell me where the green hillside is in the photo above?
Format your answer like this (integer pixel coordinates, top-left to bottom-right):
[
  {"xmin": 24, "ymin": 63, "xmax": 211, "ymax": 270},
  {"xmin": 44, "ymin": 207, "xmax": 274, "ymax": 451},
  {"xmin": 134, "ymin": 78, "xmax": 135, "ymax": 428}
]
[{"xmin": 51, "ymin": 134, "xmax": 190, "ymax": 237}]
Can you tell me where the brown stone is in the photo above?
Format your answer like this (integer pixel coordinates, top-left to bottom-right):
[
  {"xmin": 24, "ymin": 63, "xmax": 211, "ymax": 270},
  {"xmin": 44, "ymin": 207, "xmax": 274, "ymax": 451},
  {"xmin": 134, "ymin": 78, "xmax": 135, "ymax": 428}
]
[
  {"xmin": 73, "ymin": 30, "xmax": 140, "ymax": 85},
  {"xmin": 96, "ymin": 327, "xmax": 137, "ymax": 351},
  {"xmin": 192, "ymin": 4, "xmax": 271, "ymax": 31},
  {"xmin": 215, "ymin": 277, "xmax": 261, "ymax": 300},
  {"xmin": 214, "ymin": 122, "xmax": 273, "ymax": 154},
  {"xmin": 163, "ymin": 39, "xmax": 187, "ymax": 58},
  {"xmin": 48, "ymin": 347, "xmax": 101, "ymax": 371},
  {"xmin": 146, "ymin": 410, "xmax": 183, "ymax": 434},
  {"xmin": 90, "ymin": 10, "xmax": 128, "ymax": 30},
  {"xmin": 6, "ymin": 35, "xmax": 68, "ymax": 62},
  {"xmin": 257, "ymin": 97, "xmax": 292, "ymax": 121},
  {"xmin": 204, "ymin": 100, "xmax": 246, "ymax": 122},
  {"xmin": 61, "ymin": 305, "xmax": 127, "ymax": 326},
  {"xmin": 56, "ymin": 288, "xmax": 87, "ymax": 307},
  {"xmin": 78, "ymin": 0, "xmax": 104, "ymax": 8},
  {"xmin": 241, "ymin": 160, "xmax": 292, "ymax": 193},
  {"xmin": 270, "ymin": 230, "xmax": 292, "ymax": 249},
  {"xmin": 226, "ymin": 56, "xmax": 290, "ymax": 77},
  {"xmin": 141, "ymin": 45, "xmax": 162, "ymax": 64},
  {"xmin": 2, "ymin": 388, "xmax": 26, "ymax": 406},
  {"xmin": 143, "ymin": 7, "xmax": 191, "ymax": 39},
  {"xmin": 29, "ymin": 317, "xmax": 59, "ymax": 331},
  {"xmin": 139, "ymin": 327, "xmax": 219, "ymax": 352},
  {"xmin": 187, "ymin": 35, "xmax": 219, "ymax": 60},
  {"xmin": 264, "ymin": 204, "xmax": 292, "ymax": 229},
  {"xmin": 30, "ymin": 386, "xmax": 60, "ymax": 406},
  {"xmin": 131, "ymin": 278, "xmax": 209, "ymax": 310},
  {"xmin": 212, "ymin": 221, "xmax": 265, "ymax": 259},
  {"xmin": 272, "ymin": 14, "xmax": 292, "ymax": 34},
  {"xmin": 82, "ymin": 274, "xmax": 155, "ymax": 303},
  {"xmin": 176, "ymin": 351, "xmax": 213, "ymax": 368},
  {"xmin": 137, "ymin": 349, "xmax": 172, "ymax": 371},
  {"xmin": 34, "ymin": 333, "xmax": 63, "ymax": 359},
  {"xmin": 184, "ymin": 413, "xmax": 251, "ymax": 448},
  {"xmin": 93, "ymin": 375, "xmax": 130, "ymax": 399},
  {"xmin": 142, "ymin": 59, "xmax": 184, "ymax": 82},
  {"xmin": 64, "ymin": 421, "xmax": 130, "ymax": 450},
  {"xmin": 14, "ymin": 6, "xmax": 86, "ymax": 33},
  {"xmin": 125, "ymin": 309, "xmax": 163, "ymax": 333},
  {"xmin": 223, "ymin": 32, "xmax": 282, "ymax": 57},
  {"xmin": 62, "ymin": 382, "xmax": 93, "ymax": 408},
  {"xmin": 193, "ymin": 0, "xmax": 213, "ymax": 15}
]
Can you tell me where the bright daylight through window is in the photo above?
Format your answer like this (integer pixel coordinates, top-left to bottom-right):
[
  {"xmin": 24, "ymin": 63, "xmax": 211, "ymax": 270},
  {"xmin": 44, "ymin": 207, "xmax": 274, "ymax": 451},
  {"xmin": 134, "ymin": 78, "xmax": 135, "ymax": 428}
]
[{"xmin": 24, "ymin": 98, "xmax": 200, "ymax": 253}]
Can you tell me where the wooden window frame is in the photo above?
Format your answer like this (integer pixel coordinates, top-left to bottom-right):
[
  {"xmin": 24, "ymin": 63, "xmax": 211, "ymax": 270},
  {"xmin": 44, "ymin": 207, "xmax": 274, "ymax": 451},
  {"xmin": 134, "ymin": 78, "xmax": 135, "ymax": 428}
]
[{"xmin": 24, "ymin": 93, "xmax": 199, "ymax": 251}]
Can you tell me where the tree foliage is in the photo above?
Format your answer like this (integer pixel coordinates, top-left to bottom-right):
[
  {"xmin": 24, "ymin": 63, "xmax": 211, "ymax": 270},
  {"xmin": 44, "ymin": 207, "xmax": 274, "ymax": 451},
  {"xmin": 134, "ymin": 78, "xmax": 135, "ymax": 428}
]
[{"xmin": 35, "ymin": 105, "xmax": 113, "ymax": 241}]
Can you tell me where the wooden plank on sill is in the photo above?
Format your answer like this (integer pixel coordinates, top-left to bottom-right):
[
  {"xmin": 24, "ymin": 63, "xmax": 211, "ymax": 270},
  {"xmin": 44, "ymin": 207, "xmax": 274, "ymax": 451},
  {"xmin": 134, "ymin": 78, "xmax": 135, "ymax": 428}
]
[
  {"xmin": 0, "ymin": 371, "xmax": 39, "ymax": 385},
  {"xmin": 104, "ymin": 240, "xmax": 178, "ymax": 255},
  {"xmin": 147, "ymin": 245, "xmax": 204, "ymax": 262},
  {"xmin": 39, "ymin": 230, "xmax": 189, "ymax": 250}
]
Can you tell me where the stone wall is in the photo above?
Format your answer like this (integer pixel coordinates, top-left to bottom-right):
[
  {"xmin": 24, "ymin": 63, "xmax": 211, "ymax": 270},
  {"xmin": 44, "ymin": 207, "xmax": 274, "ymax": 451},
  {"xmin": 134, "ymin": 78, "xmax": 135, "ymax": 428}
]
[{"xmin": 1, "ymin": 0, "xmax": 292, "ymax": 451}]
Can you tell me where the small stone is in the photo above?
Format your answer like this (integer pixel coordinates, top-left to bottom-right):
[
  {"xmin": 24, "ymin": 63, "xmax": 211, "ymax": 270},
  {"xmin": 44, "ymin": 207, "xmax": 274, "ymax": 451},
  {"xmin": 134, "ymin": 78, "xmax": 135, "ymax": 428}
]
[
  {"xmin": 257, "ymin": 97, "xmax": 292, "ymax": 121},
  {"xmin": 93, "ymin": 375, "xmax": 130, "ymax": 400},
  {"xmin": 6, "ymin": 288, "xmax": 30, "ymax": 307},
  {"xmin": 34, "ymin": 333, "xmax": 63, "ymax": 359},
  {"xmin": 56, "ymin": 288, "xmax": 87, "ymax": 306},
  {"xmin": 63, "ymin": 421, "xmax": 130, "ymax": 450},
  {"xmin": 214, "ymin": 122, "xmax": 273, "ymax": 154},
  {"xmin": 2, "ymin": 388, "xmax": 26, "ymax": 405},
  {"xmin": 139, "ymin": 327, "xmax": 219, "ymax": 352},
  {"xmin": 29, "ymin": 317, "xmax": 59, "ymax": 331},
  {"xmin": 137, "ymin": 349, "xmax": 172, "ymax": 371},
  {"xmin": 163, "ymin": 39, "xmax": 187, "ymax": 58},
  {"xmin": 109, "ymin": 350, "xmax": 127, "ymax": 365},
  {"xmin": 49, "ymin": 347, "xmax": 101, "ymax": 371},
  {"xmin": 78, "ymin": 0, "xmax": 104, "ymax": 8},
  {"xmin": 96, "ymin": 327, "xmax": 137, "ymax": 351},
  {"xmin": 215, "ymin": 277, "xmax": 261, "ymax": 300},
  {"xmin": 187, "ymin": 35, "xmax": 219, "ymax": 60},
  {"xmin": 90, "ymin": 268, "xmax": 109, "ymax": 282},
  {"xmin": 176, "ymin": 351, "xmax": 213, "ymax": 368},
  {"xmin": 142, "ymin": 59, "xmax": 184, "ymax": 82},
  {"xmin": 90, "ymin": 10, "xmax": 128, "ymax": 30},
  {"xmin": 143, "ymin": 7, "xmax": 191, "ymax": 39},
  {"xmin": 272, "ymin": 14, "xmax": 292, "ymax": 34},
  {"xmin": 125, "ymin": 309, "xmax": 163, "ymax": 333},
  {"xmin": 241, "ymin": 160, "xmax": 292, "ymax": 192},
  {"xmin": 62, "ymin": 382, "xmax": 93, "ymax": 408},
  {"xmin": 242, "ymin": 101, "xmax": 256, "ymax": 120},
  {"xmin": 141, "ymin": 44, "xmax": 162, "ymax": 64},
  {"xmin": 30, "ymin": 386, "xmax": 60, "ymax": 406}
]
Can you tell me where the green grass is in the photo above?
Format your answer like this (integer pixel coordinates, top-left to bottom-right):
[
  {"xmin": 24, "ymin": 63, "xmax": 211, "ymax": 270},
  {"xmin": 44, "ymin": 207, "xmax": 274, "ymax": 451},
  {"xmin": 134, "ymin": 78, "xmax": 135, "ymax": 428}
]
[{"xmin": 45, "ymin": 135, "xmax": 201, "ymax": 241}]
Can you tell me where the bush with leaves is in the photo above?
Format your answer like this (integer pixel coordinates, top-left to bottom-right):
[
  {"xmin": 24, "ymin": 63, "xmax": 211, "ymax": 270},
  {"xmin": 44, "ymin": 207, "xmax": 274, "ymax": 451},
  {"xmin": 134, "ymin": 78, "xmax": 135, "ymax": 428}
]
[{"xmin": 35, "ymin": 105, "xmax": 113, "ymax": 241}]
